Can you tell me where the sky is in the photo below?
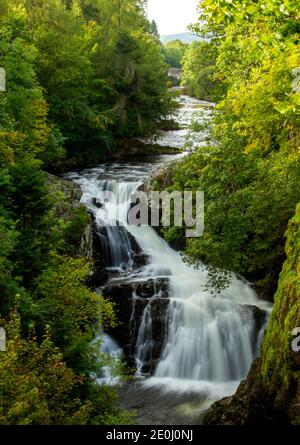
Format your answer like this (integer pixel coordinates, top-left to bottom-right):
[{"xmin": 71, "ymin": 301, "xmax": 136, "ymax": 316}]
[{"xmin": 147, "ymin": 0, "xmax": 199, "ymax": 36}]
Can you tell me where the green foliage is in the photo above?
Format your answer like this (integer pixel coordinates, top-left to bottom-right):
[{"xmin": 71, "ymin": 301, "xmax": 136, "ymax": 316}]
[
  {"xmin": 163, "ymin": 40, "xmax": 188, "ymax": 68},
  {"xmin": 1, "ymin": 0, "xmax": 155, "ymax": 424},
  {"xmin": 63, "ymin": 206, "xmax": 90, "ymax": 254},
  {"xmin": 33, "ymin": 255, "xmax": 117, "ymax": 373},
  {"xmin": 0, "ymin": 307, "xmax": 132, "ymax": 425},
  {"xmin": 0, "ymin": 308, "xmax": 92, "ymax": 425},
  {"xmin": 8, "ymin": 161, "xmax": 55, "ymax": 285},
  {"xmin": 182, "ymin": 40, "xmax": 226, "ymax": 102},
  {"xmin": 0, "ymin": 0, "xmax": 172, "ymax": 169},
  {"xmin": 260, "ymin": 205, "xmax": 300, "ymax": 401},
  {"xmin": 148, "ymin": 19, "xmax": 159, "ymax": 38},
  {"xmin": 158, "ymin": 0, "xmax": 300, "ymax": 297}
]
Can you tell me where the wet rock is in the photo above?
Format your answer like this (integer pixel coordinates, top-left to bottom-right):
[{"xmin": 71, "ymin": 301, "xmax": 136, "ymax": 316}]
[
  {"xmin": 203, "ymin": 358, "xmax": 290, "ymax": 425},
  {"xmin": 102, "ymin": 277, "xmax": 170, "ymax": 372},
  {"xmin": 87, "ymin": 210, "xmax": 96, "ymax": 222},
  {"xmin": 82, "ymin": 221, "xmax": 108, "ymax": 287},
  {"xmin": 93, "ymin": 222, "xmax": 141, "ymax": 270},
  {"xmin": 293, "ymin": 350, "xmax": 300, "ymax": 369},
  {"xmin": 135, "ymin": 278, "xmax": 169, "ymax": 299},
  {"xmin": 103, "ymin": 277, "xmax": 169, "ymax": 301},
  {"xmin": 92, "ymin": 197, "xmax": 104, "ymax": 208},
  {"xmin": 244, "ymin": 305, "xmax": 267, "ymax": 340},
  {"xmin": 132, "ymin": 298, "xmax": 170, "ymax": 374},
  {"xmin": 133, "ymin": 253, "xmax": 149, "ymax": 268}
]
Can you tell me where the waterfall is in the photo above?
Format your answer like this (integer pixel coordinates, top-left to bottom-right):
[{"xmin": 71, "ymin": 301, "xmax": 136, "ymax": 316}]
[
  {"xmin": 129, "ymin": 224, "xmax": 269, "ymax": 383},
  {"xmin": 65, "ymin": 94, "xmax": 271, "ymax": 398}
]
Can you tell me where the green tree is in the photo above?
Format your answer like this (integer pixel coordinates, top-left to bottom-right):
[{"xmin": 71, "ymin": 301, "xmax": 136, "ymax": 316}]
[
  {"xmin": 157, "ymin": 0, "xmax": 300, "ymax": 298},
  {"xmin": 182, "ymin": 40, "xmax": 225, "ymax": 102},
  {"xmin": 163, "ymin": 39, "xmax": 188, "ymax": 68}
]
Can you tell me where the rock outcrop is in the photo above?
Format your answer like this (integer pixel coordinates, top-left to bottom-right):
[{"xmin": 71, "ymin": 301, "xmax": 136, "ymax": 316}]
[
  {"xmin": 204, "ymin": 204, "xmax": 300, "ymax": 425},
  {"xmin": 102, "ymin": 277, "xmax": 170, "ymax": 373},
  {"xmin": 46, "ymin": 173, "xmax": 108, "ymax": 286}
]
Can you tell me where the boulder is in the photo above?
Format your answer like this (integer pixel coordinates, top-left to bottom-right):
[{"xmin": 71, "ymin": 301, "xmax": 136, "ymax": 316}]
[
  {"xmin": 102, "ymin": 277, "xmax": 170, "ymax": 372},
  {"xmin": 244, "ymin": 304, "xmax": 267, "ymax": 341},
  {"xmin": 92, "ymin": 197, "xmax": 104, "ymax": 208}
]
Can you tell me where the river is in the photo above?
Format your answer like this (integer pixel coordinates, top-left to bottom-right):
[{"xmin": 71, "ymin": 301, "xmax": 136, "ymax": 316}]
[{"xmin": 65, "ymin": 93, "xmax": 271, "ymax": 425}]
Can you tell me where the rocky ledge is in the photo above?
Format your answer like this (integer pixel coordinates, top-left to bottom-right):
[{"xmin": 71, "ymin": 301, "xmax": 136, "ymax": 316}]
[{"xmin": 102, "ymin": 277, "xmax": 170, "ymax": 374}]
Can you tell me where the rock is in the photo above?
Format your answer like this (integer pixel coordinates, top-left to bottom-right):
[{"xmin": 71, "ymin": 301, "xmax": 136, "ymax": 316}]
[
  {"xmin": 92, "ymin": 197, "xmax": 104, "ymax": 208},
  {"xmin": 132, "ymin": 298, "xmax": 170, "ymax": 374},
  {"xmin": 244, "ymin": 304, "xmax": 267, "ymax": 340},
  {"xmin": 203, "ymin": 358, "xmax": 290, "ymax": 425},
  {"xmin": 45, "ymin": 173, "xmax": 109, "ymax": 286},
  {"xmin": 135, "ymin": 278, "xmax": 169, "ymax": 299},
  {"xmin": 133, "ymin": 253, "xmax": 149, "ymax": 268},
  {"xmin": 168, "ymin": 68, "xmax": 182, "ymax": 86},
  {"xmin": 94, "ymin": 222, "xmax": 142, "ymax": 270},
  {"xmin": 102, "ymin": 277, "xmax": 170, "ymax": 372},
  {"xmin": 102, "ymin": 277, "xmax": 170, "ymax": 307},
  {"xmin": 87, "ymin": 210, "xmax": 96, "ymax": 222},
  {"xmin": 292, "ymin": 349, "xmax": 300, "ymax": 369},
  {"xmin": 205, "ymin": 205, "xmax": 300, "ymax": 425},
  {"xmin": 45, "ymin": 172, "xmax": 83, "ymax": 216}
]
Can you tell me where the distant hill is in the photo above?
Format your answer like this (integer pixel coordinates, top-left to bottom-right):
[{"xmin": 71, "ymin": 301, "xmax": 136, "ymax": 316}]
[{"xmin": 161, "ymin": 33, "xmax": 201, "ymax": 44}]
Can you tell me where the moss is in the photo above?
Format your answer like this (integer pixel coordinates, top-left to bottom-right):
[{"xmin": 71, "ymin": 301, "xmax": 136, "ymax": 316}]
[
  {"xmin": 260, "ymin": 204, "xmax": 300, "ymax": 413},
  {"xmin": 204, "ymin": 204, "xmax": 300, "ymax": 424},
  {"xmin": 258, "ymin": 201, "xmax": 298, "ymax": 419},
  {"xmin": 45, "ymin": 173, "xmax": 91, "ymax": 255}
]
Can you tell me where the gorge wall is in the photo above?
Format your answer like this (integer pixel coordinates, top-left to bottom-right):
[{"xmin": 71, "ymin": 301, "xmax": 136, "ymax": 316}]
[{"xmin": 204, "ymin": 204, "xmax": 300, "ymax": 425}]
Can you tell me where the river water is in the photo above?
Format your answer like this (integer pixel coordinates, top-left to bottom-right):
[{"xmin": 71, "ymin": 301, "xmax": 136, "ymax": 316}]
[{"xmin": 65, "ymin": 93, "xmax": 271, "ymax": 425}]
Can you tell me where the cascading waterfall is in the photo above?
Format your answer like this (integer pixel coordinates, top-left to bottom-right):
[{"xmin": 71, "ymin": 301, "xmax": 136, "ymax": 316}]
[
  {"xmin": 65, "ymin": 93, "xmax": 271, "ymax": 399},
  {"xmin": 156, "ymin": 291, "xmax": 257, "ymax": 381},
  {"xmin": 98, "ymin": 180, "xmax": 140, "ymax": 272},
  {"xmin": 135, "ymin": 303, "xmax": 153, "ymax": 375},
  {"xmin": 129, "ymin": 224, "xmax": 270, "ymax": 384}
]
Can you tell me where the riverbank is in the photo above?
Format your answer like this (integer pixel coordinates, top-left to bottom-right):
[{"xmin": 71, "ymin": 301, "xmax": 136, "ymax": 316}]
[{"xmin": 63, "ymin": 94, "xmax": 271, "ymax": 425}]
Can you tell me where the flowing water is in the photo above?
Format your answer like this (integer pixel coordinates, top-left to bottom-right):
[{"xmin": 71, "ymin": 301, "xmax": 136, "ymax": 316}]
[{"xmin": 65, "ymin": 93, "xmax": 271, "ymax": 424}]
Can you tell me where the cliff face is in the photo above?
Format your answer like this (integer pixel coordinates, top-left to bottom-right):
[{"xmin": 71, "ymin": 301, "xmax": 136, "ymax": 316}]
[
  {"xmin": 45, "ymin": 173, "xmax": 107, "ymax": 285},
  {"xmin": 260, "ymin": 204, "xmax": 300, "ymax": 420},
  {"xmin": 204, "ymin": 204, "xmax": 300, "ymax": 425}
]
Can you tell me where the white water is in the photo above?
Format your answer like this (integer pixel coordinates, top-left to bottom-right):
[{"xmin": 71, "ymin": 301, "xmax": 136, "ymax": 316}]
[
  {"xmin": 149, "ymin": 92, "xmax": 214, "ymax": 150},
  {"xmin": 65, "ymin": 94, "xmax": 271, "ymax": 402}
]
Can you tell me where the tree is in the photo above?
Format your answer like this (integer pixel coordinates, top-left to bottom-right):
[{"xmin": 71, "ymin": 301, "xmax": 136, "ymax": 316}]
[
  {"xmin": 182, "ymin": 40, "xmax": 226, "ymax": 102},
  {"xmin": 163, "ymin": 40, "xmax": 188, "ymax": 68},
  {"xmin": 148, "ymin": 19, "xmax": 159, "ymax": 38},
  {"xmin": 0, "ymin": 308, "xmax": 92, "ymax": 425},
  {"xmin": 157, "ymin": 0, "xmax": 300, "ymax": 297}
]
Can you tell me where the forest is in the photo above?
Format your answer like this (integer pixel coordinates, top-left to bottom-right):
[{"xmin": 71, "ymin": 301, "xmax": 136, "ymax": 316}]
[
  {"xmin": 0, "ymin": 0, "xmax": 172, "ymax": 425},
  {"xmin": 0, "ymin": 0, "xmax": 300, "ymax": 428}
]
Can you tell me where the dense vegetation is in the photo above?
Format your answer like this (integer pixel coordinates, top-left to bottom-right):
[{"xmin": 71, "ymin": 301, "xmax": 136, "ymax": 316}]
[
  {"xmin": 0, "ymin": 0, "xmax": 173, "ymax": 171},
  {"xmin": 157, "ymin": 0, "xmax": 300, "ymax": 299},
  {"xmin": 163, "ymin": 39, "xmax": 188, "ymax": 69},
  {"xmin": 0, "ymin": 0, "xmax": 173, "ymax": 425},
  {"xmin": 1, "ymin": 0, "xmax": 300, "ymax": 426},
  {"xmin": 182, "ymin": 40, "xmax": 225, "ymax": 102},
  {"xmin": 204, "ymin": 204, "xmax": 300, "ymax": 424}
]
